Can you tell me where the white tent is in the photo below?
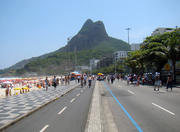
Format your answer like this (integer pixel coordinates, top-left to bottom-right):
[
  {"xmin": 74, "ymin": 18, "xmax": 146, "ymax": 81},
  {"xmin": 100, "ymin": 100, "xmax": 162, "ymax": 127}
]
[{"xmin": 3, "ymin": 81, "xmax": 13, "ymax": 84}]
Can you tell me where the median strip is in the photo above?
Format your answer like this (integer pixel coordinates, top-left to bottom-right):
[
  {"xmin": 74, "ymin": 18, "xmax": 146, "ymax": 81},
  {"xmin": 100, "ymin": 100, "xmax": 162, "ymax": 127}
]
[{"xmin": 152, "ymin": 103, "xmax": 175, "ymax": 115}]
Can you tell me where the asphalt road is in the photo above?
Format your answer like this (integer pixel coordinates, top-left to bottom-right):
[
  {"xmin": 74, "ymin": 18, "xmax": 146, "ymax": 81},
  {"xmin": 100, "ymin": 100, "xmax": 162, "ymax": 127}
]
[
  {"xmin": 101, "ymin": 80, "xmax": 180, "ymax": 132},
  {"xmin": 3, "ymin": 82, "xmax": 94, "ymax": 132}
]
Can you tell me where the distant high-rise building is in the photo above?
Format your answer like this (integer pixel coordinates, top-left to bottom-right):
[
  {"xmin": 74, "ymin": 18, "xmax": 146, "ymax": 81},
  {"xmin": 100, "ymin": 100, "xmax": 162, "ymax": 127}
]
[
  {"xmin": 114, "ymin": 51, "xmax": 129, "ymax": 59},
  {"xmin": 131, "ymin": 43, "xmax": 140, "ymax": 51},
  {"xmin": 90, "ymin": 58, "xmax": 100, "ymax": 71},
  {"xmin": 151, "ymin": 27, "xmax": 174, "ymax": 36}
]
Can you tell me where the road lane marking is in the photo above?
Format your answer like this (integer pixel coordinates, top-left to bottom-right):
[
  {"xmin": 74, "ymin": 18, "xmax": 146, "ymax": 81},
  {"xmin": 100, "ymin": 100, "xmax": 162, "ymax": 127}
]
[
  {"xmin": 70, "ymin": 98, "xmax": 76, "ymax": 103},
  {"xmin": 76, "ymin": 93, "xmax": 80, "ymax": 97},
  {"xmin": 40, "ymin": 125, "xmax": 49, "ymax": 132},
  {"xmin": 81, "ymin": 90, "xmax": 83, "ymax": 93},
  {"xmin": 103, "ymin": 82, "xmax": 143, "ymax": 132},
  {"xmin": 58, "ymin": 106, "xmax": 67, "ymax": 115},
  {"xmin": 152, "ymin": 103, "xmax": 175, "ymax": 115},
  {"xmin": 128, "ymin": 90, "xmax": 135, "ymax": 95}
]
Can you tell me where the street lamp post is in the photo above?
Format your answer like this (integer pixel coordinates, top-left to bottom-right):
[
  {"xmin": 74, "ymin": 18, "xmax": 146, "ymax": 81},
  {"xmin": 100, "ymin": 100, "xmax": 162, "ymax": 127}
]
[
  {"xmin": 125, "ymin": 28, "xmax": 131, "ymax": 44},
  {"xmin": 114, "ymin": 53, "xmax": 118, "ymax": 74},
  {"xmin": 67, "ymin": 37, "xmax": 71, "ymax": 71}
]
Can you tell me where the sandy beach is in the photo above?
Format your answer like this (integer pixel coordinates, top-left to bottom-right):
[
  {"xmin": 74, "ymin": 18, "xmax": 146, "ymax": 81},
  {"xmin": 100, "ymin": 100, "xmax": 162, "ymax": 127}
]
[{"xmin": 0, "ymin": 85, "xmax": 40, "ymax": 99}]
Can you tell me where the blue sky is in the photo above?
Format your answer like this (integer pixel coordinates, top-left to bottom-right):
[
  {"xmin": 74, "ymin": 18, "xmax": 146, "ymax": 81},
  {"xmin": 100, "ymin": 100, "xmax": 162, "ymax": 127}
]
[{"xmin": 0, "ymin": 0, "xmax": 180, "ymax": 69}]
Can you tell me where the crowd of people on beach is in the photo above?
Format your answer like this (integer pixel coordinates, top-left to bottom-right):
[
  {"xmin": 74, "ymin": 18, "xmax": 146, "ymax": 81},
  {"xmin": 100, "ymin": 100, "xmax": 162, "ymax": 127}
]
[
  {"xmin": 44, "ymin": 74, "xmax": 96, "ymax": 91},
  {"xmin": 0, "ymin": 73, "xmax": 98, "ymax": 98}
]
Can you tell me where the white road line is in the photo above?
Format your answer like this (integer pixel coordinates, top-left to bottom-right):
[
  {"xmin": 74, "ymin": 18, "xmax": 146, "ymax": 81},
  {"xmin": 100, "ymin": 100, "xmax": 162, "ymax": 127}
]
[
  {"xmin": 128, "ymin": 90, "xmax": 135, "ymax": 95},
  {"xmin": 58, "ymin": 106, "xmax": 67, "ymax": 115},
  {"xmin": 40, "ymin": 125, "xmax": 49, "ymax": 132},
  {"xmin": 70, "ymin": 98, "xmax": 76, "ymax": 103},
  {"xmin": 81, "ymin": 90, "xmax": 83, "ymax": 93},
  {"xmin": 76, "ymin": 93, "xmax": 80, "ymax": 97},
  {"xmin": 152, "ymin": 103, "xmax": 175, "ymax": 115}
]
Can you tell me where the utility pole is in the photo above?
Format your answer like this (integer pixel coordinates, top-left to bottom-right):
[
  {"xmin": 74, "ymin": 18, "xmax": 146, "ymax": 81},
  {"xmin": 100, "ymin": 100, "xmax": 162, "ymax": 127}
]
[
  {"xmin": 114, "ymin": 53, "xmax": 117, "ymax": 74},
  {"xmin": 125, "ymin": 28, "xmax": 131, "ymax": 44},
  {"xmin": 74, "ymin": 47, "xmax": 77, "ymax": 71},
  {"xmin": 67, "ymin": 37, "xmax": 71, "ymax": 72}
]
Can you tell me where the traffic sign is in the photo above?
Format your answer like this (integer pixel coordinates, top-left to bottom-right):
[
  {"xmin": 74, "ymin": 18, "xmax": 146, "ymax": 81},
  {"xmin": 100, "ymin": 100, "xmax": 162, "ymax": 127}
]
[{"xmin": 164, "ymin": 63, "xmax": 170, "ymax": 71}]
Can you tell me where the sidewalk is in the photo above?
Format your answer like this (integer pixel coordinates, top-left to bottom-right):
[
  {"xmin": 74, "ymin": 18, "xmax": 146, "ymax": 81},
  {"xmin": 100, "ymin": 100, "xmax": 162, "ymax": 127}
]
[{"xmin": 0, "ymin": 81, "xmax": 79, "ymax": 130}]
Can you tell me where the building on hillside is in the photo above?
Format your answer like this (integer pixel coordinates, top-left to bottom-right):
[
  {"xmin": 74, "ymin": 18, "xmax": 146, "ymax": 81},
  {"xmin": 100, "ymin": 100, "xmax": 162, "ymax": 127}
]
[
  {"xmin": 97, "ymin": 57, "xmax": 113, "ymax": 69},
  {"xmin": 90, "ymin": 58, "xmax": 100, "ymax": 71},
  {"xmin": 114, "ymin": 51, "xmax": 130, "ymax": 60},
  {"xmin": 151, "ymin": 27, "xmax": 174, "ymax": 36},
  {"xmin": 131, "ymin": 43, "xmax": 140, "ymax": 51},
  {"xmin": 76, "ymin": 66, "xmax": 90, "ymax": 71}
]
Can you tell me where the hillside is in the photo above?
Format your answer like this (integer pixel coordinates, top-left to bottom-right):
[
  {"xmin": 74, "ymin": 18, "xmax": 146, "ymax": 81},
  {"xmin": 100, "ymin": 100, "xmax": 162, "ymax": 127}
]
[{"xmin": 0, "ymin": 19, "xmax": 130, "ymax": 76}]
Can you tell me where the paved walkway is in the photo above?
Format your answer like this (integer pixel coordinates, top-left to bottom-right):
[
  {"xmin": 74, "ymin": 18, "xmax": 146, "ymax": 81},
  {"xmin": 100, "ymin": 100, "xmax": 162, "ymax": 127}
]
[{"xmin": 0, "ymin": 81, "xmax": 79, "ymax": 129}]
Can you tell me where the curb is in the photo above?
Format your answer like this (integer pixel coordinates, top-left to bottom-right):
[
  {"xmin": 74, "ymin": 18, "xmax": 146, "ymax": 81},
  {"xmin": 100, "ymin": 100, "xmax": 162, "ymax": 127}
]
[
  {"xmin": 85, "ymin": 81, "xmax": 102, "ymax": 132},
  {"xmin": 0, "ymin": 84, "xmax": 79, "ymax": 131}
]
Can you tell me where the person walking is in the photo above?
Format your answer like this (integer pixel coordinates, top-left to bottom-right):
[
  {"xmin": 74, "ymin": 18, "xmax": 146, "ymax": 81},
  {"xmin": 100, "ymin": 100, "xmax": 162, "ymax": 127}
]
[
  {"xmin": 84, "ymin": 74, "xmax": 87, "ymax": 86},
  {"xmin": 117, "ymin": 74, "xmax": 120, "ymax": 81},
  {"xmin": 65, "ymin": 75, "xmax": 68, "ymax": 85},
  {"xmin": 166, "ymin": 74, "xmax": 173, "ymax": 91},
  {"xmin": 80, "ymin": 75, "xmax": 84, "ymax": 88},
  {"xmin": 88, "ymin": 75, "xmax": 92, "ymax": 88},
  {"xmin": 154, "ymin": 76, "xmax": 162, "ymax": 91},
  {"xmin": 60, "ymin": 76, "xmax": 64, "ymax": 85},
  {"xmin": 56, "ymin": 77, "xmax": 60, "ymax": 86},
  {"xmin": 45, "ymin": 77, "xmax": 49, "ymax": 91},
  {"xmin": 107, "ymin": 75, "xmax": 110, "ymax": 84},
  {"xmin": 68, "ymin": 75, "xmax": 70, "ymax": 85},
  {"xmin": 127, "ymin": 75, "xmax": 130, "ymax": 85},
  {"xmin": 52, "ymin": 76, "xmax": 57, "ymax": 90},
  {"xmin": 77, "ymin": 75, "xmax": 80, "ymax": 83},
  {"xmin": 110, "ymin": 74, "xmax": 115, "ymax": 84}
]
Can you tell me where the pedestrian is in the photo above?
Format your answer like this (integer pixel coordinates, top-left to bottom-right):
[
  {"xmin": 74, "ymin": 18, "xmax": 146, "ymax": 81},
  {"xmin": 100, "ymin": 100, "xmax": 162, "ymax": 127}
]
[
  {"xmin": 84, "ymin": 74, "xmax": 87, "ymax": 86},
  {"xmin": 68, "ymin": 75, "xmax": 70, "ymax": 85},
  {"xmin": 9, "ymin": 83, "xmax": 13, "ymax": 96},
  {"xmin": 52, "ymin": 76, "xmax": 57, "ymax": 90},
  {"xmin": 166, "ymin": 74, "xmax": 173, "ymax": 91},
  {"xmin": 45, "ymin": 77, "xmax": 49, "ymax": 91},
  {"xmin": 117, "ymin": 74, "xmax": 120, "ymax": 81},
  {"xmin": 142, "ymin": 75, "xmax": 145, "ymax": 85},
  {"xmin": 80, "ymin": 75, "xmax": 84, "ymax": 88},
  {"xmin": 110, "ymin": 75, "xmax": 115, "ymax": 84},
  {"xmin": 5, "ymin": 85, "xmax": 9, "ymax": 97},
  {"xmin": 60, "ymin": 76, "xmax": 64, "ymax": 85},
  {"xmin": 136, "ymin": 76, "xmax": 140, "ymax": 86},
  {"xmin": 77, "ymin": 75, "xmax": 80, "ymax": 83},
  {"xmin": 127, "ymin": 75, "xmax": 130, "ymax": 85},
  {"xmin": 154, "ymin": 76, "xmax": 162, "ymax": 91},
  {"xmin": 56, "ymin": 77, "xmax": 60, "ymax": 86},
  {"xmin": 88, "ymin": 75, "xmax": 92, "ymax": 88},
  {"xmin": 107, "ymin": 75, "xmax": 110, "ymax": 84},
  {"xmin": 133, "ymin": 74, "xmax": 137, "ymax": 86}
]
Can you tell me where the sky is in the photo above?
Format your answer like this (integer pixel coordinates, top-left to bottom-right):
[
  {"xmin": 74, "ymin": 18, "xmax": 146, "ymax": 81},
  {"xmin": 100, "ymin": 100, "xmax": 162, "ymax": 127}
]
[{"xmin": 0, "ymin": 0, "xmax": 180, "ymax": 69}]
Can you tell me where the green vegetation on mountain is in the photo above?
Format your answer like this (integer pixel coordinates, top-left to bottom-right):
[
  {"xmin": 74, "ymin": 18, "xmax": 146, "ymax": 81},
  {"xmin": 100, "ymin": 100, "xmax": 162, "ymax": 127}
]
[{"xmin": 1, "ymin": 19, "xmax": 130, "ymax": 76}]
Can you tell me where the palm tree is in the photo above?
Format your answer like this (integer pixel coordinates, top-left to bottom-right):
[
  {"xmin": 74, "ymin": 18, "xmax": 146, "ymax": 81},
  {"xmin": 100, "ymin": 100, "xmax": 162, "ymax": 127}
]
[{"xmin": 165, "ymin": 29, "xmax": 180, "ymax": 82}]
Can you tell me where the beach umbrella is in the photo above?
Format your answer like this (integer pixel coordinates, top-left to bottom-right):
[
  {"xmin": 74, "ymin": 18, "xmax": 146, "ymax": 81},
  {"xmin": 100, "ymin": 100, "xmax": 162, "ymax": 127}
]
[
  {"xmin": 14, "ymin": 88, "xmax": 22, "ymax": 90},
  {"xmin": 3, "ymin": 81, "xmax": 13, "ymax": 84},
  {"xmin": 98, "ymin": 73, "xmax": 103, "ymax": 76}
]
